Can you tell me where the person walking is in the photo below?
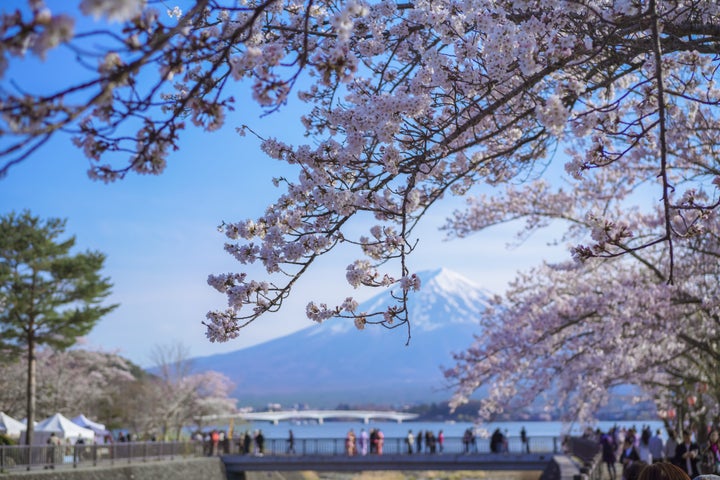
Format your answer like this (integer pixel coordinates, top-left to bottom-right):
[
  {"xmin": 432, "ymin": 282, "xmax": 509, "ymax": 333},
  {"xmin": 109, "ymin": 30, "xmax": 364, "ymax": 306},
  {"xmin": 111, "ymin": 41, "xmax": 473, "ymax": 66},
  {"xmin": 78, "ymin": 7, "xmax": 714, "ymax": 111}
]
[
  {"xmin": 638, "ymin": 427, "xmax": 652, "ymax": 463},
  {"xmin": 376, "ymin": 429, "xmax": 384, "ymax": 455},
  {"xmin": 702, "ymin": 429, "xmax": 720, "ymax": 474},
  {"xmin": 428, "ymin": 431, "xmax": 436, "ymax": 454},
  {"xmin": 243, "ymin": 431, "xmax": 252, "ymax": 455},
  {"xmin": 463, "ymin": 428, "xmax": 472, "ymax": 453},
  {"xmin": 210, "ymin": 430, "xmax": 220, "ymax": 456},
  {"xmin": 601, "ymin": 431, "xmax": 618, "ymax": 480},
  {"xmin": 665, "ymin": 431, "xmax": 679, "ymax": 466},
  {"xmin": 255, "ymin": 430, "xmax": 265, "ymax": 455},
  {"xmin": 416, "ymin": 430, "xmax": 423, "ymax": 454},
  {"xmin": 674, "ymin": 430, "xmax": 700, "ymax": 478},
  {"xmin": 406, "ymin": 430, "xmax": 415, "ymax": 454},
  {"xmin": 648, "ymin": 429, "xmax": 664, "ymax": 463},
  {"xmin": 345, "ymin": 429, "xmax": 357, "ymax": 456},
  {"xmin": 438, "ymin": 430, "xmax": 444, "ymax": 454},
  {"xmin": 620, "ymin": 437, "xmax": 641, "ymax": 480},
  {"xmin": 287, "ymin": 429, "xmax": 295, "ymax": 454},
  {"xmin": 359, "ymin": 428, "xmax": 369, "ymax": 456},
  {"xmin": 490, "ymin": 428, "xmax": 503, "ymax": 453},
  {"xmin": 521, "ymin": 427, "xmax": 529, "ymax": 453},
  {"xmin": 45, "ymin": 432, "xmax": 62, "ymax": 469}
]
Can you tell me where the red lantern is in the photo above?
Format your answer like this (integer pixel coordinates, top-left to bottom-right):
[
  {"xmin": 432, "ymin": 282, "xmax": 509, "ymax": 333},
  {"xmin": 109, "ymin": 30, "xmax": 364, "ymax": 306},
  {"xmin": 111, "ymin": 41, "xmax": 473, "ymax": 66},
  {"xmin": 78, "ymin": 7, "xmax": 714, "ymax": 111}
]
[
  {"xmin": 687, "ymin": 395, "xmax": 697, "ymax": 407},
  {"xmin": 667, "ymin": 408, "xmax": 677, "ymax": 420},
  {"xmin": 697, "ymin": 383, "xmax": 708, "ymax": 393}
]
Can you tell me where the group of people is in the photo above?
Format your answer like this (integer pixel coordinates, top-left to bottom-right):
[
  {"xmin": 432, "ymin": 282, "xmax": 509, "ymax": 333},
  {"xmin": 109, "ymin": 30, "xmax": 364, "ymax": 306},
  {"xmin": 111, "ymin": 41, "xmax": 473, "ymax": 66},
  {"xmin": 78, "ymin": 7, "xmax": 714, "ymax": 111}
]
[
  {"xmin": 461, "ymin": 428, "xmax": 479, "ymax": 452},
  {"xmin": 344, "ymin": 428, "xmax": 384, "ymax": 455},
  {"xmin": 406, "ymin": 429, "xmax": 445, "ymax": 454},
  {"xmin": 596, "ymin": 425, "xmax": 720, "ymax": 480},
  {"xmin": 194, "ymin": 429, "xmax": 265, "ymax": 456},
  {"xmin": 43, "ymin": 432, "xmax": 63, "ymax": 469},
  {"xmin": 489, "ymin": 428, "xmax": 510, "ymax": 453}
]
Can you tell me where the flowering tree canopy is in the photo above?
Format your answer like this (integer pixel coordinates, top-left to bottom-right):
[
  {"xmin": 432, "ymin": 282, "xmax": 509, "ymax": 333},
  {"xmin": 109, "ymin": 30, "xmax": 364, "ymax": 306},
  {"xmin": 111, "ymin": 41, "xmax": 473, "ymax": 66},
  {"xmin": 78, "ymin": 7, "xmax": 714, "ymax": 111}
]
[
  {"xmin": 443, "ymin": 174, "xmax": 720, "ymax": 425},
  {"xmin": 34, "ymin": 349, "xmax": 135, "ymax": 423},
  {"xmin": 0, "ymin": 345, "xmax": 239, "ymax": 436},
  {"xmin": 145, "ymin": 342, "xmax": 236, "ymax": 440},
  {"xmin": 2, "ymin": 0, "xmax": 720, "ymax": 348}
]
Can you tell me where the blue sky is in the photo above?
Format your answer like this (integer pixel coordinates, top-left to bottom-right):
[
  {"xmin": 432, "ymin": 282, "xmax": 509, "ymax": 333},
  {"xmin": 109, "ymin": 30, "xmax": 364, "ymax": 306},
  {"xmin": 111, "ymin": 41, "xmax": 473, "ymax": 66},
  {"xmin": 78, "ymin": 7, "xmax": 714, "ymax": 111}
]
[{"xmin": 0, "ymin": 2, "xmax": 569, "ymax": 367}]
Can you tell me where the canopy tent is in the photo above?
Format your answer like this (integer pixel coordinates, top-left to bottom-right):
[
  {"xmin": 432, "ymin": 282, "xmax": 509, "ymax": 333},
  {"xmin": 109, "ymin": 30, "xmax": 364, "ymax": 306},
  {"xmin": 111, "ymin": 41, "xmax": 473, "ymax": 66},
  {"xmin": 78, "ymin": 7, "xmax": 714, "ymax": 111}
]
[
  {"xmin": 0, "ymin": 412, "xmax": 26, "ymax": 438},
  {"xmin": 71, "ymin": 414, "xmax": 110, "ymax": 440},
  {"xmin": 21, "ymin": 413, "xmax": 95, "ymax": 445}
]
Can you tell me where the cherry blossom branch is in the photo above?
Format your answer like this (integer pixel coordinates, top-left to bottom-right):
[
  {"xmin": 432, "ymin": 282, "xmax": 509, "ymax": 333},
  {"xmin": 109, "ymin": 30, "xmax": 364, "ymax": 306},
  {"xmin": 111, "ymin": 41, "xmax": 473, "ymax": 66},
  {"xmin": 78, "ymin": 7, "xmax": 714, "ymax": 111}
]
[{"xmin": 649, "ymin": 0, "xmax": 674, "ymax": 283}]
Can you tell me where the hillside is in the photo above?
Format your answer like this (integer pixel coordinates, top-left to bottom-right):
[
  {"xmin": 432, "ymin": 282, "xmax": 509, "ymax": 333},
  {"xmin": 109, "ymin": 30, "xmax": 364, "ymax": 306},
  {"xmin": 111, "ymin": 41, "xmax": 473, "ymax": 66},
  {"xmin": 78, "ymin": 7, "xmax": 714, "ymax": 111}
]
[{"xmin": 191, "ymin": 268, "xmax": 492, "ymax": 408}]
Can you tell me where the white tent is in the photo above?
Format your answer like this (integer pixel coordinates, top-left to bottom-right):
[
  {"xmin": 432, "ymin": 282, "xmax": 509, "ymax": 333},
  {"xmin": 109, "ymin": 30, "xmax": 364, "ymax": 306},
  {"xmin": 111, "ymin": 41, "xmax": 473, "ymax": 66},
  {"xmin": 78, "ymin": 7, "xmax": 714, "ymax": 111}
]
[
  {"xmin": 0, "ymin": 412, "xmax": 26, "ymax": 438},
  {"xmin": 71, "ymin": 414, "xmax": 110, "ymax": 440},
  {"xmin": 22, "ymin": 413, "xmax": 95, "ymax": 445}
]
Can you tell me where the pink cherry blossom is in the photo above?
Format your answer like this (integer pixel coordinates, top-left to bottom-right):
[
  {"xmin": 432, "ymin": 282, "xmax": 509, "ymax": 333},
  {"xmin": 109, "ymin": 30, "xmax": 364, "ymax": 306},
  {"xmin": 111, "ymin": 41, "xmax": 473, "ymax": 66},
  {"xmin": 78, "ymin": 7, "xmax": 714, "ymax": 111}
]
[{"xmin": 0, "ymin": 3, "xmax": 719, "ymax": 418}]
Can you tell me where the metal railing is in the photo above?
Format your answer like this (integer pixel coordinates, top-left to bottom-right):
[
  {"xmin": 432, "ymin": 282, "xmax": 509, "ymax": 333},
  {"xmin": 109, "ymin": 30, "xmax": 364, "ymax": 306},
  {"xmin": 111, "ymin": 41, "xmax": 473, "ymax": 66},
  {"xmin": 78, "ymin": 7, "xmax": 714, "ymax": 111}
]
[
  {"xmin": 229, "ymin": 435, "xmax": 561, "ymax": 456},
  {"xmin": 563, "ymin": 436, "xmax": 604, "ymax": 480},
  {"xmin": 0, "ymin": 435, "xmax": 564, "ymax": 472},
  {"xmin": 0, "ymin": 441, "xmax": 204, "ymax": 472}
]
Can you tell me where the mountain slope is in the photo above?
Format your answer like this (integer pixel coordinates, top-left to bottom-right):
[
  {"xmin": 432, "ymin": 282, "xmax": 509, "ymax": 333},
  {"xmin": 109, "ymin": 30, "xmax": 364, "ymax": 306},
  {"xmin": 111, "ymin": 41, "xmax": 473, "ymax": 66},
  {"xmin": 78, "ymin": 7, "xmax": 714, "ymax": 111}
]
[{"xmin": 191, "ymin": 268, "xmax": 491, "ymax": 407}]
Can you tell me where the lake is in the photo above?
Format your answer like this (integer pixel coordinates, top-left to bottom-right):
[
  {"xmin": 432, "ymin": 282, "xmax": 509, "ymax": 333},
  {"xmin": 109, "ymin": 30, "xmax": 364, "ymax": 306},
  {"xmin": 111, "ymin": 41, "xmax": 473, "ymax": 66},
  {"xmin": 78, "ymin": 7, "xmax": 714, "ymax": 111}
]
[{"xmin": 233, "ymin": 419, "xmax": 666, "ymax": 441}]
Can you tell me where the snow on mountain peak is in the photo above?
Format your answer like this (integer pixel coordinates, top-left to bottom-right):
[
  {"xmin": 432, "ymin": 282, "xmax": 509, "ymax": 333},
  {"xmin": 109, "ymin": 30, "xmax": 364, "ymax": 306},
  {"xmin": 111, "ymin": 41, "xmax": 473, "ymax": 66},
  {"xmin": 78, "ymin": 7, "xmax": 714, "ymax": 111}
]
[
  {"xmin": 351, "ymin": 268, "xmax": 491, "ymax": 332},
  {"xmin": 419, "ymin": 268, "xmax": 487, "ymax": 297}
]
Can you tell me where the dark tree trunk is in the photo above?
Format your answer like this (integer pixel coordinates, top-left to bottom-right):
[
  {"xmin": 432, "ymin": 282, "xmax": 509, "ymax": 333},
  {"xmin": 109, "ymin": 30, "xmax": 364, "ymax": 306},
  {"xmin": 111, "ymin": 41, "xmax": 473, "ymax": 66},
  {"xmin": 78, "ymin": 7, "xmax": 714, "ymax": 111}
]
[{"xmin": 25, "ymin": 334, "xmax": 36, "ymax": 446}]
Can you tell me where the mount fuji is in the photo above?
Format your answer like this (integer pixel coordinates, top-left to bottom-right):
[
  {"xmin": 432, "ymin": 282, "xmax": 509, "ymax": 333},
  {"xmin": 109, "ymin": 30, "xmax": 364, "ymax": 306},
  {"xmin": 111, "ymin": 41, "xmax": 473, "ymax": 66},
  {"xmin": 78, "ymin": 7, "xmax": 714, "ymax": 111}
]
[{"xmin": 191, "ymin": 268, "xmax": 493, "ymax": 408}]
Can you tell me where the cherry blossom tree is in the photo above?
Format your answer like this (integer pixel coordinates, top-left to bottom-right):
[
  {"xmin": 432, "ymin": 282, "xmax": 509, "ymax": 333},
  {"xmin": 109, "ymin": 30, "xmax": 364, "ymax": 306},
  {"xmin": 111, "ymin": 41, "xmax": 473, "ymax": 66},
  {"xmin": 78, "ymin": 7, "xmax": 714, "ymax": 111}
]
[
  {"xmin": 0, "ymin": 357, "xmax": 26, "ymax": 418},
  {"xmin": 0, "ymin": 347, "xmax": 137, "ymax": 426},
  {"xmin": 442, "ymin": 173, "xmax": 720, "ymax": 428},
  {"xmin": 35, "ymin": 348, "xmax": 137, "ymax": 425},
  {"xmin": 142, "ymin": 342, "xmax": 237, "ymax": 440},
  {"xmin": 2, "ymin": 0, "xmax": 720, "ymax": 349},
  {"xmin": 0, "ymin": 343, "xmax": 239, "ymax": 438}
]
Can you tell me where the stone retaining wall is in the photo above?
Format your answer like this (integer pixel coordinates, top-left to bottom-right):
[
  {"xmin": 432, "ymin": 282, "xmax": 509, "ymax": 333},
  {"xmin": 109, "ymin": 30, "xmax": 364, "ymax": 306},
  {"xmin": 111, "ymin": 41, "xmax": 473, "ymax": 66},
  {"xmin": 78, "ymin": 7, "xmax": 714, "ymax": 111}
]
[{"xmin": 2, "ymin": 456, "xmax": 225, "ymax": 480}]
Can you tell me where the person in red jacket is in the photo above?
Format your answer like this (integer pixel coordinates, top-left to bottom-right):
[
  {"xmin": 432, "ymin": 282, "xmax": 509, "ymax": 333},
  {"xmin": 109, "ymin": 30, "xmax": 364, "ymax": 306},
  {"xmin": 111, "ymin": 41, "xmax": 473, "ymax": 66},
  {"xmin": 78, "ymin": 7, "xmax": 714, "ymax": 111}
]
[{"xmin": 210, "ymin": 430, "xmax": 220, "ymax": 456}]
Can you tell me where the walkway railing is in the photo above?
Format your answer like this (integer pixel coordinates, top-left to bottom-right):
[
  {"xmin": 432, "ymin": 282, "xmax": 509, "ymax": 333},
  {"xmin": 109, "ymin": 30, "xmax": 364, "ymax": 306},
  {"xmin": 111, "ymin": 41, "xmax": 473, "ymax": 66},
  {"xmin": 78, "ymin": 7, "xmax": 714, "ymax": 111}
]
[
  {"xmin": 563, "ymin": 436, "xmax": 603, "ymax": 480},
  {"xmin": 231, "ymin": 435, "xmax": 561, "ymax": 456},
  {"xmin": 222, "ymin": 435, "xmax": 564, "ymax": 479},
  {"xmin": 0, "ymin": 441, "xmax": 203, "ymax": 472},
  {"xmin": 0, "ymin": 435, "xmax": 565, "ymax": 472}
]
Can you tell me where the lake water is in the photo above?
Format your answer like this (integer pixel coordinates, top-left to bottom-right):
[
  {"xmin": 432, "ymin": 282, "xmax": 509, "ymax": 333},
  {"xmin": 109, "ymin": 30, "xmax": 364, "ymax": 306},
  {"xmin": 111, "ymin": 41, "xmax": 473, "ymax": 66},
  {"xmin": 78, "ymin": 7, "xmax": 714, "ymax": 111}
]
[{"xmin": 235, "ymin": 419, "xmax": 666, "ymax": 440}]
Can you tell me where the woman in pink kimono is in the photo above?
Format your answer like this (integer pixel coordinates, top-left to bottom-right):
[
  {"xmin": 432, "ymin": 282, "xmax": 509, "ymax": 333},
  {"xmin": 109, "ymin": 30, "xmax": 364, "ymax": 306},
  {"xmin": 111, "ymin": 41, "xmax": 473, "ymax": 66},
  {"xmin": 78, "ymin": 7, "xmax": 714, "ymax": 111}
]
[{"xmin": 345, "ymin": 429, "xmax": 357, "ymax": 456}]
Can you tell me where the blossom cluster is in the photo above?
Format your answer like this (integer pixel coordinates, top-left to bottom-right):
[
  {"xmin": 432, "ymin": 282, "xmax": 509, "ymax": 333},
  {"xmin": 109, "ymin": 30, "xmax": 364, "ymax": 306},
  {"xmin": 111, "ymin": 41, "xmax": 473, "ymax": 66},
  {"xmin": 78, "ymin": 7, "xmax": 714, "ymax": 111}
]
[
  {"xmin": 447, "ymin": 235, "xmax": 720, "ymax": 423},
  {"xmin": 80, "ymin": 0, "xmax": 144, "ymax": 22}
]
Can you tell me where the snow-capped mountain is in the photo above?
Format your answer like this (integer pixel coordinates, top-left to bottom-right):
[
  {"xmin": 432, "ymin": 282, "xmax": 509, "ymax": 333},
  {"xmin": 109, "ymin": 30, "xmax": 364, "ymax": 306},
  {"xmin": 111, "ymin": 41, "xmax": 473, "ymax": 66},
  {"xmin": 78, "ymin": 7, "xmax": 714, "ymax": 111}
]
[
  {"xmin": 191, "ymin": 268, "xmax": 492, "ymax": 407},
  {"xmin": 367, "ymin": 268, "xmax": 493, "ymax": 330}
]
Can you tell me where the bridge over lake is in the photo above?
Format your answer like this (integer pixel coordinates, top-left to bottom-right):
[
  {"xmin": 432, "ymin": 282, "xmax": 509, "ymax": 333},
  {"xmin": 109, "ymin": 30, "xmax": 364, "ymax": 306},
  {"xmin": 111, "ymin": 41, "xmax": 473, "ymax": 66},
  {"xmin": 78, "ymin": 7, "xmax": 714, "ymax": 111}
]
[{"xmin": 204, "ymin": 409, "xmax": 419, "ymax": 425}]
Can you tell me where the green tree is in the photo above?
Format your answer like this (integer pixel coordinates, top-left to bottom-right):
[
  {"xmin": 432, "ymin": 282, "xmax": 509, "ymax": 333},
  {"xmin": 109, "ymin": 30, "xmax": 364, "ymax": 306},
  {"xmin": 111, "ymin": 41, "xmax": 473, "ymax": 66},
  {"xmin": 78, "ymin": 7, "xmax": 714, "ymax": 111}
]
[{"xmin": 0, "ymin": 211, "xmax": 117, "ymax": 446}]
